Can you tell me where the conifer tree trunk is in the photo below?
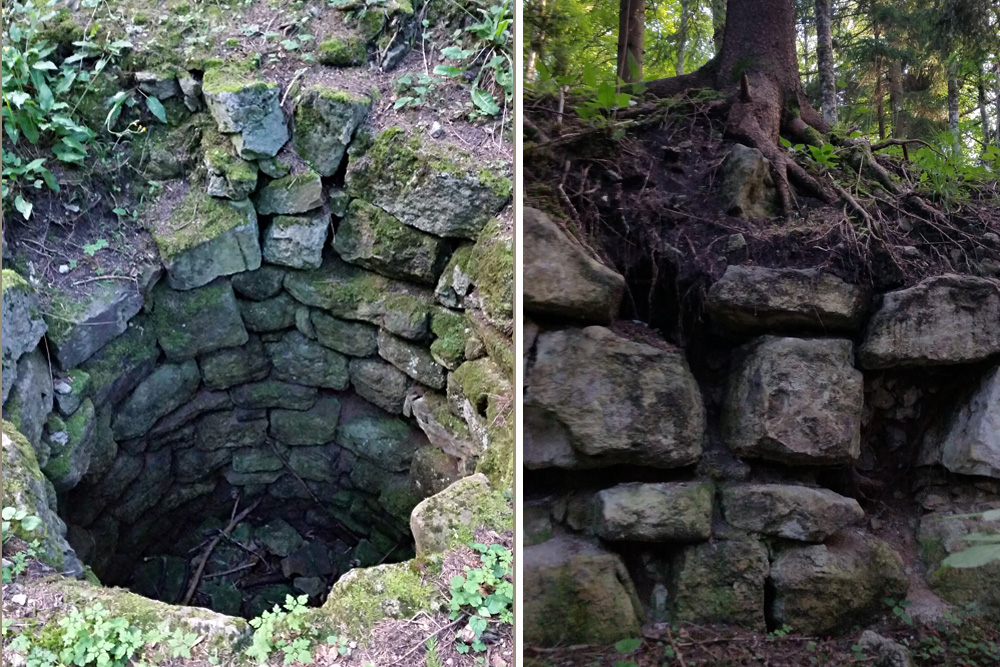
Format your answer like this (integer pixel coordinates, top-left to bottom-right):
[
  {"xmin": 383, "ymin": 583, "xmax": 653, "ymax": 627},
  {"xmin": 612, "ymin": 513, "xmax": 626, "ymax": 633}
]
[
  {"xmin": 710, "ymin": 0, "xmax": 726, "ymax": 52},
  {"xmin": 978, "ymin": 66, "xmax": 991, "ymax": 147},
  {"xmin": 814, "ymin": 0, "xmax": 837, "ymax": 123},
  {"xmin": 888, "ymin": 60, "xmax": 903, "ymax": 137},
  {"xmin": 617, "ymin": 0, "xmax": 645, "ymax": 82}
]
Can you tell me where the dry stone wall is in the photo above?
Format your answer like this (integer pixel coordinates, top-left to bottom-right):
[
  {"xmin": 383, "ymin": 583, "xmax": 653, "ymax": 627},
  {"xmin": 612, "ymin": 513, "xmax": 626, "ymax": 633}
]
[
  {"xmin": 1, "ymin": 66, "xmax": 512, "ymax": 618},
  {"xmin": 523, "ymin": 207, "xmax": 1000, "ymax": 645}
]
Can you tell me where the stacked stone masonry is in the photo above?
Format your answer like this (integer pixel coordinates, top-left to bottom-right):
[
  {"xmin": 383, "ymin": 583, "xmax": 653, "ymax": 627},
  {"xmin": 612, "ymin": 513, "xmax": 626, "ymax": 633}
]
[
  {"xmin": 523, "ymin": 207, "xmax": 1000, "ymax": 645},
  {"xmin": 1, "ymin": 68, "xmax": 512, "ymax": 619}
]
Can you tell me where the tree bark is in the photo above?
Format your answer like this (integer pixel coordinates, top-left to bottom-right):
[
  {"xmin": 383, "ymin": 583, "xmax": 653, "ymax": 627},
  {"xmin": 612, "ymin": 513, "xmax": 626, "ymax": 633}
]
[
  {"xmin": 814, "ymin": 0, "xmax": 837, "ymax": 124},
  {"xmin": 978, "ymin": 65, "xmax": 991, "ymax": 147},
  {"xmin": 710, "ymin": 0, "xmax": 726, "ymax": 53},
  {"xmin": 617, "ymin": 0, "xmax": 645, "ymax": 83},
  {"xmin": 676, "ymin": 0, "xmax": 691, "ymax": 75},
  {"xmin": 946, "ymin": 61, "xmax": 960, "ymax": 149},
  {"xmin": 647, "ymin": 0, "xmax": 833, "ymax": 216},
  {"xmin": 888, "ymin": 60, "xmax": 903, "ymax": 137}
]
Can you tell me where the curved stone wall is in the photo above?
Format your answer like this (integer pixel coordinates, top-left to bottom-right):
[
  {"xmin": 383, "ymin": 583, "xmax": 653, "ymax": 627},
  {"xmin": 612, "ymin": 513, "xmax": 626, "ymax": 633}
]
[{"xmin": 0, "ymin": 68, "xmax": 512, "ymax": 618}]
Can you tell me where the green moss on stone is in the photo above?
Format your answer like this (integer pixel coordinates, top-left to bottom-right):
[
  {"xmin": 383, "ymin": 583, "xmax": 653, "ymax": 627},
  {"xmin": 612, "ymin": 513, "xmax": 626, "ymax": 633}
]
[
  {"xmin": 2, "ymin": 269, "xmax": 30, "ymax": 293},
  {"xmin": 317, "ymin": 37, "xmax": 367, "ymax": 66},
  {"xmin": 202, "ymin": 59, "xmax": 269, "ymax": 95},
  {"xmin": 154, "ymin": 188, "xmax": 250, "ymax": 259},
  {"xmin": 429, "ymin": 308, "xmax": 469, "ymax": 369},
  {"xmin": 468, "ymin": 218, "xmax": 513, "ymax": 326},
  {"xmin": 317, "ymin": 561, "xmax": 439, "ymax": 636}
]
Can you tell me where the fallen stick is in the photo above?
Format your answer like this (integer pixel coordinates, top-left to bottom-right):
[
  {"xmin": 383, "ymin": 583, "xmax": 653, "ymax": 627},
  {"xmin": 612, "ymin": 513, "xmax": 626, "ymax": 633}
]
[{"xmin": 182, "ymin": 498, "xmax": 261, "ymax": 606}]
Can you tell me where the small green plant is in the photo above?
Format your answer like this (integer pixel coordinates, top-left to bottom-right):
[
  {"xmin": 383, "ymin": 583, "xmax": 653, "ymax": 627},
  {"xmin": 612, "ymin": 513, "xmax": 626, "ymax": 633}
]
[
  {"xmin": 883, "ymin": 597, "xmax": 914, "ymax": 626},
  {"xmin": 246, "ymin": 594, "xmax": 321, "ymax": 665},
  {"xmin": 768, "ymin": 623, "xmax": 794, "ymax": 639},
  {"xmin": 432, "ymin": 0, "xmax": 513, "ymax": 118},
  {"xmin": 448, "ymin": 543, "xmax": 514, "ymax": 654},
  {"xmin": 613, "ymin": 637, "xmax": 641, "ymax": 667},
  {"xmin": 2, "ymin": 506, "xmax": 43, "ymax": 582},
  {"xmin": 82, "ymin": 238, "xmax": 109, "ymax": 256},
  {"xmin": 424, "ymin": 636, "xmax": 443, "ymax": 667},
  {"xmin": 2, "ymin": 2, "xmax": 133, "ymax": 219},
  {"xmin": 393, "ymin": 72, "xmax": 437, "ymax": 109}
]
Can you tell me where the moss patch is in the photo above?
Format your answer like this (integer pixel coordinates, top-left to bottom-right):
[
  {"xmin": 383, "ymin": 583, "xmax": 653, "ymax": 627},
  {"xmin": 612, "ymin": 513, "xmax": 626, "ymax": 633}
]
[
  {"xmin": 2, "ymin": 268, "xmax": 31, "ymax": 293},
  {"xmin": 154, "ymin": 188, "xmax": 252, "ymax": 259},
  {"xmin": 317, "ymin": 37, "xmax": 367, "ymax": 66},
  {"xmin": 468, "ymin": 217, "xmax": 513, "ymax": 328}
]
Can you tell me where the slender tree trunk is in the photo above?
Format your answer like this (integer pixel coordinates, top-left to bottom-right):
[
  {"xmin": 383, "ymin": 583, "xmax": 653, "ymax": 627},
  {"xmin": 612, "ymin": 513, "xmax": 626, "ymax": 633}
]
[
  {"xmin": 617, "ymin": 0, "xmax": 645, "ymax": 82},
  {"xmin": 814, "ymin": 0, "xmax": 837, "ymax": 123},
  {"xmin": 875, "ymin": 57, "xmax": 885, "ymax": 141},
  {"xmin": 995, "ymin": 60, "xmax": 1000, "ymax": 148},
  {"xmin": 947, "ymin": 61, "xmax": 960, "ymax": 149},
  {"xmin": 676, "ymin": 0, "xmax": 691, "ymax": 75},
  {"xmin": 888, "ymin": 60, "xmax": 903, "ymax": 137},
  {"xmin": 710, "ymin": 0, "xmax": 726, "ymax": 53},
  {"xmin": 978, "ymin": 65, "xmax": 991, "ymax": 147}
]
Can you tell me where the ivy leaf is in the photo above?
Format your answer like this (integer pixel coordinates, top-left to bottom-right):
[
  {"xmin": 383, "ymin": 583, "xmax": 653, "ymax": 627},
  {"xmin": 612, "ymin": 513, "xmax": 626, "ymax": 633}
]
[
  {"xmin": 7, "ymin": 91, "xmax": 30, "ymax": 107},
  {"xmin": 32, "ymin": 60, "xmax": 58, "ymax": 70},
  {"xmin": 14, "ymin": 195, "xmax": 33, "ymax": 220},
  {"xmin": 393, "ymin": 96, "xmax": 415, "ymax": 109},
  {"xmin": 441, "ymin": 46, "xmax": 473, "ymax": 60},
  {"xmin": 433, "ymin": 64, "xmax": 464, "ymax": 77},
  {"xmin": 615, "ymin": 638, "xmax": 642, "ymax": 654},
  {"xmin": 145, "ymin": 96, "xmax": 167, "ymax": 123},
  {"xmin": 471, "ymin": 89, "xmax": 499, "ymax": 115}
]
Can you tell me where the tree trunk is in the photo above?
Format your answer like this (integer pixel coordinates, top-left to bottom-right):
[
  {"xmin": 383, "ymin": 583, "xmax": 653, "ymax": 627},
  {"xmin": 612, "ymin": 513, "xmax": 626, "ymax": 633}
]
[
  {"xmin": 814, "ymin": 0, "xmax": 837, "ymax": 123},
  {"xmin": 710, "ymin": 0, "xmax": 726, "ymax": 53},
  {"xmin": 978, "ymin": 65, "xmax": 991, "ymax": 147},
  {"xmin": 888, "ymin": 60, "xmax": 903, "ymax": 137},
  {"xmin": 995, "ymin": 60, "xmax": 1000, "ymax": 148},
  {"xmin": 875, "ymin": 56, "xmax": 885, "ymax": 141},
  {"xmin": 647, "ymin": 0, "xmax": 834, "ymax": 215},
  {"xmin": 617, "ymin": 0, "xmax": 645, "ymax": 83},
  {"xmin": 947, "ymin": 61, "xmax": 960, "ymax": 149},
  {"xmin": 676, "ymin": 0, "xmax": 691, "ymax": 75}
]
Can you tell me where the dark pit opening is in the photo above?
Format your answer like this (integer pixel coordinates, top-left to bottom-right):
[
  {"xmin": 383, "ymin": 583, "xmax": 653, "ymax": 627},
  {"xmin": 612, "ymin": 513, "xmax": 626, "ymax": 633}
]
[{"xmin": 59, "ymin": 389, "xmax": 429, "ymax": 619}]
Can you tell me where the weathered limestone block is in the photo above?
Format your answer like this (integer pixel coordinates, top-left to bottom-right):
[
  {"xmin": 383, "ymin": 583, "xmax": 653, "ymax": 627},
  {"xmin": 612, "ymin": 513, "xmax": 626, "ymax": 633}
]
[
  {"xmin": 706, "ymin": 266, "xmax": 869, "ymax": 335},
  {"xmin": 53, "ymin": 369, "xmax": 91, "ymax": 417},
  {"xmin": 334, "ymin": 200, "xmax": 449, "ymax": 284},
  {"xmin": 42, "ymin": 399, "xmax": 97, "ymax": 492},
  {"xmin": 920, "ymin": 365, "xmax": 1000, "ymax": 478},
  {"xmin": 238, "ymin": 293, "xmax": 297, "ymax": 332},
  {"xmin": 721, "ymin": 484, "xmax": 864, "ymax": 541},
  {"xmin": 284, "ymin": 257, "xmax": 434, "ymax": 340},
  {"xmin": 195, "ymin": 411, "xmax": 268, "ymax": 450},
  {"xmin": 231, "ymin": 265, "xmax": 286, "ymax": 300},
  {"xmin": 287, "ymin": 446, "xmax": 337, "ymax": 482},
  {"xmin": 718, "ymin": 144, "xmax": 778, "ymax": 219},
  {"xmin": 230, "ymin": 380, "xmax": 318, "ymax": 411},
  {"xmin": 293, "ymin": 85, "xmax": 369, "ymax": 176},
  {"xmin": 4, "ymin": 348, "xmax": 54, "ymax": 454},
  {"xmin": 523, "ymin": 208, "xmax": 625, "ymax": 324},
  {"xmin": 203, "ymin": 64, "xmax": 288, "ymax": 158},
  {"xmin": 232, "ymin": 447, "xmax": 284, "ymax": 473},
  {"xmin": 148, "ymin": 389, "xmax": 232, "ymax": 439},
  {"xmin": 336, "ymin": 414, "xmax": 415, "ymax": 471},
  {"xmin": 199, "ymin": 335, "xmax": 270, "ymax": 390},
  {"xmin": 203, "ymin": 127, "xmax": 258, "ymax": 199},
  {"xmin": 265, "ymin": 330, "xmax": 349, "ymax": 390},
  {"xmin": 523, "ymin": 534, "xmax": 644, "ymax": 646},
  {"xmin": 2, "ymin": 421, "xmax": 83, "ymax": 576},
  {"xmin": 409, "ymin": 444, "xmax": 464, "ymax": 497},
  {"xmin": 262, "ymin": 212, "xmax": 330, "ymax": 270},
  {"xmin": 670, "ymin": 534, "xmax": 769, "ymax": 631},
  {"xmin": 526, "ymin": 326, "xmax": 705, "ymax": 468},
  {"xmin": 136, "ymin": 71, "xmax": 179, "ymax": 99},
  {"xmin": 918, "ymin": 507, "xmax": 1000, "ymax": 615},
  {"xmin": 113, "ymin": 449, "xmax": 173, "ymax": 524},
  {"xmin": 113, "ymin": 361, "xmax": 201, "ymax": 440},
  {"xmin": 80, "ymin": 318, "xmax": 159, "ymax": 406},
  {"xmin": 770, "ymin": 533, "xmax": 908, "ymax": 636},
  {"xmin": 410, "ymin": 473, "xmax": 511, "ymax": 556},
  {"xmin": 255, "ymin": 171, "xmax": 324, "ymax": 215},
  {"xmin": 312, "ymin": 312, "xmax": 378, "ymax": 357},
  {"xmin": 377, "ymin": 330, "xmax": 446, "ymax": 390},
  {"xmin": 349, "ymin": 358, "xmax": 412, "ymax": 413},
  {"xmin": 2, "ymin": 270, "xmax": 47, "ymax": 403},
  {"xmin": 152, "ymin": 189, "xmax": 261, "ymax": 291},
  {"xmin": 45, "ymin": 282, "xmax": 143, "ymax": 370},
  {"xmin": 860, "ymin": 275, "xmax": 1000, "ymax": 369},
  {"xmin": 407, "ymin": 391, "xmax": 481, "ymax": 463},
  {"xmin": 595, "ymin": 482, "xmax": 713, "ymax": 542},
  {"xmin": 270, "ymin": 396, "xmax": 342, "ymax": 445},
  {"xmin": 152, "ymin": 279, "xmax": 248, "ymax": 361},
  {"xmin": 434, "ymin": 245, "xmax": 474, "ymax": 308},
  {"xmin": 722, "ymin": 337, "xmax": 863, "ymax": 465},
  {"xmin": 345, "ymin": 127, "xmax": 512, "ymax": 239}
]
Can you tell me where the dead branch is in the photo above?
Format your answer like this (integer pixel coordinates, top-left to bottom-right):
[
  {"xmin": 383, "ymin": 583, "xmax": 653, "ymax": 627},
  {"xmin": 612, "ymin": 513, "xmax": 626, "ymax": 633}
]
[{"xmin": 182, "ymin": 497, "xmax": 261, "ymax": 606}]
